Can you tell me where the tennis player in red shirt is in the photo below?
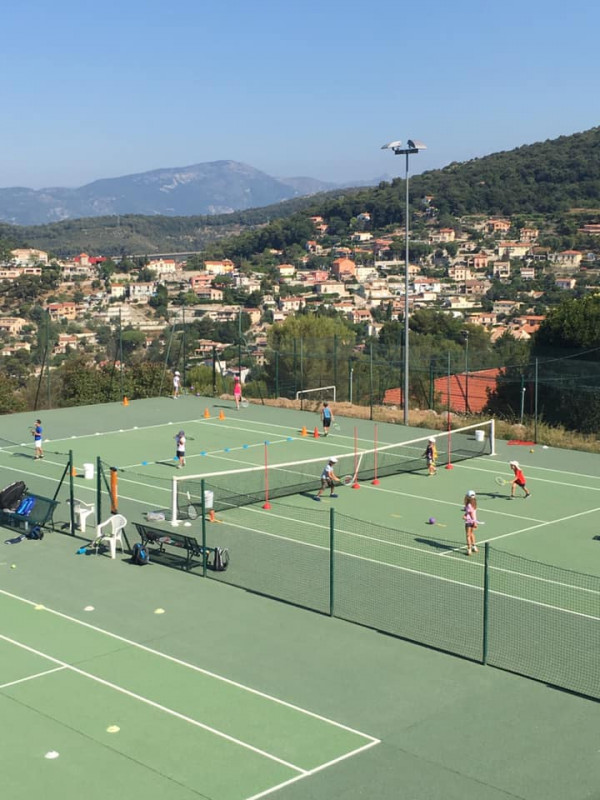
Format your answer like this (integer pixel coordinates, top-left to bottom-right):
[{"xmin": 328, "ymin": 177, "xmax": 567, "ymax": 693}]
[{"xmin": 509, "ymin": 460, "xmax": 531, "ymax": 498}]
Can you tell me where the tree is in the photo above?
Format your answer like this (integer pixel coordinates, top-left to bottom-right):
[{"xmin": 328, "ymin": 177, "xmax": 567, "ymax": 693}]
[{"xmin": 265, "ymin": 314, "xmax": 355, "ymax": 397}]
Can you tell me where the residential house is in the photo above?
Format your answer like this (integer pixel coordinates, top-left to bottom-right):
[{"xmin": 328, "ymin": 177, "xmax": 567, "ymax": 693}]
[
  {"xmin": 203, "ymin": 259, "xmax": 235, "ymax": 275},
  {"xmin": 466, "ymin": 253, "xmax": 489, "ymax": 270},
  {"xmin": 0, "ymin": 317, "xmax": 28, "ymax": 335},
  {"xmin": 47, "ymin": 302, "xmax": 78, "ymax": 321},
  {"xmin": 331, "ymin": 258, "xmax": 357, "ymax": 281},
  {"xmin": 492, "ymin": 300, "xmax": 519, "ymax": 316},
  {"xmin": 464, "ymin": 278, "xmax": 491, "ymax": 297},
  {"xmin": 520, "ymin": 266, "xmax": 536, "ymax": 280},
  {"xmin": 493, "ymin": 261, "xmax": 511, "ymax": 280},
  {"xmin": 351, "ymin": 231, "xmax": 372, "ymax": 243},
  {"xmin": 520, "ymin": 227, "xmax": 539, "ymax": 242},
  {"xmin": 195, "ymin": 286, "xmax": 223, "ymax": 302},
  {"xmin": 413, "ymin": 277, "xmax": 442, "ymax": 294},
  {"xmin": 278, "ymin": 264, "xmax": 296, "ymax": 279},
  {"xmin": 315, "ymin": 281, "xmax": 348, "ymax": 296},
  {"xmin": 497, "ymin": 241, "xmax": 530, "ymax": 258},
  {"xmin": 555, "ymin": 277, "xmax": 577, "ymax": 290},
  {"xmin": 486, "ymin": 219, "xmax": 511, "ymax": 235},
  {"xmin": 279, "ymin": 297, "xmax": 305, "ymax": 313},
  {"xmin": 11, "ymin": 248, "xmax": 49, "ymax": 265},
  {"xmin": 430, "ymin": 227, "xmax": 455, "ymax": 243},
  {"xmin": 448, "ymin": 265, "xmax": 472, "ymax": 282},
  {"xmin": 128, "ymin": 282, "xmax": 156, "ymax": 303},
  {"xmin": 466, "ymin": 311, "xmax": 498, "ymax": 326},
  {"xmin": 552, "ymin": 250, "xmax": 583, "ymax": 268},
  {"xmin": 305, "ymin": 240, "xmax": 324, "ymax": 255}
]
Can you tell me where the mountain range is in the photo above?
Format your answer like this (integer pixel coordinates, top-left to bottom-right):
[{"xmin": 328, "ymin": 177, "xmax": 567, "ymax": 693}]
[{"xmin": 0, "ymin": 161, "xmax": 388, "ymax": 226}]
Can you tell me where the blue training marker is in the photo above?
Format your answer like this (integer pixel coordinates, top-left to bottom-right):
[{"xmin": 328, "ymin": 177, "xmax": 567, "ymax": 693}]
[
  {"xmin": 201, "ymin": 451, "xmax": 207, "ymax": 456},
  {"xmin": 224, "ymin": 448, "xmax": 230, "ymax": 452},
  {"xmin": 141, "ymin": 461, "xmax": 148, "ymax": 466},
  {"xmin": 243, "ymin": 444, "xmax": 249, "ymax": 449},
  {"xmin": 287, "ymin": 437, "xmax": 293, "ymax": 441},
  {"xmin": 264, "ymin": 440, "xmax": 270, "ymax": 445}
]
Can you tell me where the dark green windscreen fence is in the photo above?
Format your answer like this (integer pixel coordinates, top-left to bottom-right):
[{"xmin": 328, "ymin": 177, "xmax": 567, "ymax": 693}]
[{"xmin": 193, "ymin": 506, "xmax": 600, "ymax": 701}]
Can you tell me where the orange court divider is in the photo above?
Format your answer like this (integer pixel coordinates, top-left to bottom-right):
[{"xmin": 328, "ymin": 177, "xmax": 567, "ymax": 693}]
[
  {"xmin": 204, "ymin": 408, "xmax": 210, "ymax": 419},
  {"xmin": 313, "ymin": 427, "xmax": 319, "ymax": 438}
]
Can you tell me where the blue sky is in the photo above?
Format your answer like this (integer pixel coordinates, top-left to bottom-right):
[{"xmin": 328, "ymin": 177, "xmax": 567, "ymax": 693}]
[{"xmin": 2, "ymin": 0, "xmax": 599, "ymax": 189}]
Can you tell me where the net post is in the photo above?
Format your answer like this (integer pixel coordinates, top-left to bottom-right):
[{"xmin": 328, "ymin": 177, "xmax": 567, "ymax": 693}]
[
  {"xmin": 68, "ymin": 450, "xmax": 76, "ymax": 535},
  {"xmin": 262, "ymin": 442, "xmax": 271, "ymax": 509},
  {"xmin": 490, "ymin": 418, "xmax": 496, "ymax": 456},
  {"xmin": 372, "ymin": 424, "xmax": 380, "ymax": 485},
  {"xmin": 96, "ymin": 456, "xmax": 102, "ymax": 522},
  {"xmin": 110, "ymin": 466, "xmax": 118, "ymax": 514},
  {"xmin": 201, "ymin": 479, "xmax": 207, "ymax": 577},
  {"xmin": 482, "ymin": 541, "xmax": 490, "ymax": 665},
  {"xmin": 445, "ymin": 409, "xmax": 454, "ymax": 470},
  {"xmin": 352, "ymin": 426, "xmax": 360, "ymax": 488},
  {"xmin": 329, "ymin": 507, "xmax": 335, "ymax": 617},
  {"xmin": 170, "ymin": 475, "xmax": 179, "ymax": 525}
]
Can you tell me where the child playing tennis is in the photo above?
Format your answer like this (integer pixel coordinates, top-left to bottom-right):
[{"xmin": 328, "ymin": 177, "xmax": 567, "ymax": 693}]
[
  {"xmin": 175, "ymin": 430, "xmax": 186, "ymax": 469},
  {"xmin": 233, "ymin": 375, "xmax": 242, "ymax": 410},
  {"xmin": 509, "ymin": 460, "xmax": 531, "ymax": 498},
  {"xmin": 463, "ymin": 490, "xmax": 479, "ymax": 555},
  {"xmin": 315, "ymin": 457, "xmax": 340, "ymax": 500},
  {"xmin": 424, "ymin": 437, "xmax": 437, "ymax": 476},
  {"xmin": 320, "ymin": 402, "xmax": 334, "ymax": 436},
  {"xmin": 31, "ymin": 419, "xmax": 44, "ymax": 460}
]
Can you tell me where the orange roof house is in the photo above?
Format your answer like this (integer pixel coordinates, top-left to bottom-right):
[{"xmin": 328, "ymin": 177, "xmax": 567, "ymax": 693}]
[{"xmin": 383, "ymin": 367, "xmax": 501, "ymax": 414}]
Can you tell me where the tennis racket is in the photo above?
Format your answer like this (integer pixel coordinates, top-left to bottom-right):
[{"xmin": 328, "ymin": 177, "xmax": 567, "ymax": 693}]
[
  {"xmin": 332, "ymin": 422, "xmax": 341, "ymax": 431},
  {"xmin": 241, "ymin": 399, "xmax": 249, "ymax": 408},
  {"xmin": 495, "ymin": 476, "xmax": 511, "ymax": 486},
  {"xmin": 185, "ymin": 492, "xmax": 199, "ymax": 520},
  {"xmin": 342, "ymin": 475, "xmax": 355, "ymax": 486}
]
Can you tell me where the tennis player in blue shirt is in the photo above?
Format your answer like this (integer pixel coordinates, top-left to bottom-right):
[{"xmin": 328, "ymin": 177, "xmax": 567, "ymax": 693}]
[{"xmin": 321, "ymin": 402, "xmax": 334, "ymax": 437}]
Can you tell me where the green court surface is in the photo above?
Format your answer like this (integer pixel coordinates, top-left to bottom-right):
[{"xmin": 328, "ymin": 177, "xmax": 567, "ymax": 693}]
[{"xmin": 1, "ymin": 397, "xmax": 599, "ymax": 799}]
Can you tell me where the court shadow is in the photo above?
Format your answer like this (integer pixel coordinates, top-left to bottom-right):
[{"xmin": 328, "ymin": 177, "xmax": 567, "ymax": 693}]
[
  {"xmin": 11, "ymin": 452, "xmax": 36, "ymax": 460},
  {"xmin": 415, "ymin": 537, "xmax": 455, "ymax": 551}
]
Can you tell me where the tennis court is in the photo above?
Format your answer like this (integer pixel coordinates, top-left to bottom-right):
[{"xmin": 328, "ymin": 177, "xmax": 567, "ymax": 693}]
[{"xmin": 1, "ymin": 396, "xmax": 599, "ymax": 799}]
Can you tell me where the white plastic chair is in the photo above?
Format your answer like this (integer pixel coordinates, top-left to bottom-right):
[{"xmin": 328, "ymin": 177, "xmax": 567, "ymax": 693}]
[
  {"xmin": 73, "ymin": 499, "xmax": 95, "ymax": 533},
  {"xmin": 93, "ymin": 514, "xmax": 127, "ymax": 559}
]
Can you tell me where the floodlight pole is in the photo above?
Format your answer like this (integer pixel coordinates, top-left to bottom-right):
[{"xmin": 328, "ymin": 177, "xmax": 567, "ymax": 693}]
[{"xmin": 381, "ymin": 139, "xmax": 426, "ymax": 425}]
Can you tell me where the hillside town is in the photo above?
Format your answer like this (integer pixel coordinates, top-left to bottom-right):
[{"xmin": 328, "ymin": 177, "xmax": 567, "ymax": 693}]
[{"xmin": 1, "ymin": 210, "xmax": 599, "ymax": 367}]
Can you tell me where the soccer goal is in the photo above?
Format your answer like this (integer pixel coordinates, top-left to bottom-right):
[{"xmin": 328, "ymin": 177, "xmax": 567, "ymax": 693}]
[{"xmin": 295, "ymin": 385, "xmax": 336, "ymax": 409}]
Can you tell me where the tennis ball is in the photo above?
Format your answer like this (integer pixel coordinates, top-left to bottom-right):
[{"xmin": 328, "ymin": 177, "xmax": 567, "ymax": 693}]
[
  {"xmin": 428, "ymin": 517, "xmax": 436, "ymax": 525},
  {"xmin": 530, "ymin": 448, "xmax": 535, "ymax": 453},
  {"xmin": 11, "ymin": 564, "xmax": 16, "ymax": 569}
]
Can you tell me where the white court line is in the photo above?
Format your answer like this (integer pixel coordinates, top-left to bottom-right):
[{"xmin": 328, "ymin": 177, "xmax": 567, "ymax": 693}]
[
  {"xmin": 0, "ymin": 665, "xmax": 66, "ymax": 690},
  {"xmin": 0, "ymin": 632, "xmax": 305, "ymax": 774},
  {"xmin": 244, "ymin": 739, "xmax": 381, "ymax": 800},
  {"xmin": 0, "ymin": 589, "xmax": 378, "ymax": 746}
]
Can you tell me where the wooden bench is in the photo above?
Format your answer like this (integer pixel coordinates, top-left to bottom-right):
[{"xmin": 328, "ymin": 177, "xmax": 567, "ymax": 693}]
[
  {"xmin": 134, "ymin": 522, "xmax": 215, "ymax": 571},
  {"xmin": 0, "ymin": 494, "xmax": 59, "ymax": 534}
]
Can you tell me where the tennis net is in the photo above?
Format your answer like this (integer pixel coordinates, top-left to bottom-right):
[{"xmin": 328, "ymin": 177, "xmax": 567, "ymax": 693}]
[{"xmin": 171, "ymin": 419, "xmax": 495, "ymax": 521}]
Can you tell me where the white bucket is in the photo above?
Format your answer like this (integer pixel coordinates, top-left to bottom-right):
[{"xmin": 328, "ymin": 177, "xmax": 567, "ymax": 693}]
[
  {"xmin": 83, "ymin": 462, "xmax": 95, "ymax": 480},
  {"xmin": 474, "ymin": 429, "xmax": 485, "ymax": 443}
]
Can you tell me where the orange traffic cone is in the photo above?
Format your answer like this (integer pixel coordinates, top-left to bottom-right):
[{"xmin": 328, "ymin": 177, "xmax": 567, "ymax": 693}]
[
  {"xmin": 204, "ymin": 408, "xmax": 210, "ymax": 419},
  {"xmin": 300, "ymin": 425, "xmax": 307, "ymax": 437},
  {"xmin": 313, "ymin": 426, "xmax": 319, "ymax": 438},
  {"xmin": 219, "ymin": 410, "xmax": 225, "ymax": 421},
  {"xmin": 122, "ymin": 396, "xmax": 129, "ymax": 407}
]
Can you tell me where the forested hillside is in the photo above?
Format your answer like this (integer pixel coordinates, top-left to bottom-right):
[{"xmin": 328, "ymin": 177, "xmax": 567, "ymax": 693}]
[{"xmin": 2, "ymin": 127, "xmax": 599, "ymax": 257}]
